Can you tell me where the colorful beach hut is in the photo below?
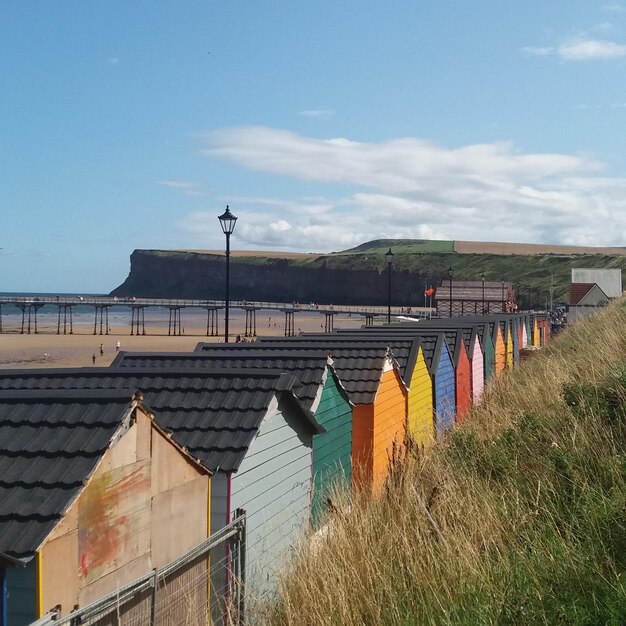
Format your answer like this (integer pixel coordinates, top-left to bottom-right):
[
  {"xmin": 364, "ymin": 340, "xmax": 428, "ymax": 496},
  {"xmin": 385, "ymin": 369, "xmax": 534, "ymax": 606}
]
[
  {"xmin": 256, "ymin": 338, "xmax": 409, "ymax": 493},
  {"xmin": 134, "ymin": 347, "xmax": 352, "ymax": 529},
  {"xmin": 0, "ymin": 389, "xmax": 211, "ymax": 624},
  {"xmin": 0, "ymin": 368, "xmax": 322, "ymax": 601}
]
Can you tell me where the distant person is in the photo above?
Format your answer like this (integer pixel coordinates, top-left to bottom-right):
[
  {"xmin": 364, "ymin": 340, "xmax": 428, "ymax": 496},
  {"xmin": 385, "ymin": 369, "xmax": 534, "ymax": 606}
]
[
  {"xmin": 115, "ymin": 340, "xmax": 121, "ymax": 352},
  {"xmin": 99, "ymin": 343, "xmax": 104, "ymax": 356},
  {"xmin": 92, "ymin": 353, "xmax": 96, "ymax": 365}
]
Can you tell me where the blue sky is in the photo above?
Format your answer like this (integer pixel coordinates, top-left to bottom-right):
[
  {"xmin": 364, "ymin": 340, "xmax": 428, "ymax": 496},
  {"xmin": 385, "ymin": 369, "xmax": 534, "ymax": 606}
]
[{"xmin": 3, "ymin": 1, "xmax": 626, "ymax": 292}]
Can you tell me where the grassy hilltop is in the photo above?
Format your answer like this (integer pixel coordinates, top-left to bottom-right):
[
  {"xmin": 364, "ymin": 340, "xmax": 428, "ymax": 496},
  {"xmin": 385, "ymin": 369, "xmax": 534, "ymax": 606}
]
[
  {"xmin": 263, "ymin": 301, "xmax": 626, "ymax": 626},
  {"xmin": 187, "ymin": 238, "xmax": 626, "ymax": 307}
]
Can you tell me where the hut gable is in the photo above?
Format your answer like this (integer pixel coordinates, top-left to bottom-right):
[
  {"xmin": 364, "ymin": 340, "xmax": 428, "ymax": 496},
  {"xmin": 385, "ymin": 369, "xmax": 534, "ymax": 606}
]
[
  {"xmin": 0, "ymin": 389, "xmax": 211, "ymax": 621},
  {"xmin": 0, "ymin": 390, "xmax": 143, "ymax": 560},
  {"xmin": 115, "ymin": 347, "xmax": 352, "ymax": 530}
]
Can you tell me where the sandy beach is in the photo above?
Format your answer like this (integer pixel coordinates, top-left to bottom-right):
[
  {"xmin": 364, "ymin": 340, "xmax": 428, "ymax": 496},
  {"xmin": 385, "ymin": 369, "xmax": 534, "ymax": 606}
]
[{"xmin": 0, "ymin": 311, "xmax": 367, "ymax": 368}]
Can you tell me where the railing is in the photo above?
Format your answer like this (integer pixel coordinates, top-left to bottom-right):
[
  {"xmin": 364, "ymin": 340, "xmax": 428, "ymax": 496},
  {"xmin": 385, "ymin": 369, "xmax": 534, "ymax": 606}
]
[
  {"xmin": 29, "ymin": 513, "xmax": 246, "ymax": 626},
  {"xmin": 0, "ymin": 295, "xmax": 433, "ymax": 317}
]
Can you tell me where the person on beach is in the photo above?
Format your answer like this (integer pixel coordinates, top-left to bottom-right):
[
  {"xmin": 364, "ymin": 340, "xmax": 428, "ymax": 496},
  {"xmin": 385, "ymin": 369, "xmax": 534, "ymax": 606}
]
[
  {"xmin": 115, "ymin": 340, "xmax": 121, "ymax": 352},
  {"xmin": 99, "ymin": 344, "xmax": 104, "ymax": 356},
  {"xmin": 92, "ymin": 353, "xmax": 96, "ymax": 365}
]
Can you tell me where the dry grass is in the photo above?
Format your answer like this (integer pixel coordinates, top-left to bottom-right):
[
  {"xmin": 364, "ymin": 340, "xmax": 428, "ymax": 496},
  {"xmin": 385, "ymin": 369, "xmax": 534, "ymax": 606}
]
[{"xmin": 262, "ymin": 301, "xmax": 626, "ymax": 626}]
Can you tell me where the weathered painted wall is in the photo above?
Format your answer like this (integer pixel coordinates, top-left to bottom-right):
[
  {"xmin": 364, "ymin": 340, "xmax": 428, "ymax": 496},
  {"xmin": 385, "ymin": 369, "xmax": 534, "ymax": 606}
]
[
  {"xmin": 434, "ymin": 347, "xmax": 456, "ymax": 437},
  {"xmin": 38, "ymin": 410, "xmax": 209, "ymax": 617},
  {"xmin": 454, "ymin": 342, "xmax": 472, "ymax": 422},
  {"xmin": 482, "ymin": 331, "xmax": 495, "ymax": 382},
  {"xmin": 407, "ymin": 347, "xmax": 434, "ymax": 447},
  {"xmin": 230, "ymin": 395, "xmax": 313, "ymax": 594},
  {"xmin": 471, "ymin": 338, "xmax": 484, "ymax": 405},
  {"xmin": 372, "ymin": 367, "xmax": 407, "ymax": 493},
  {"xmin": 311, "ymin": 371, "xmax": 352, "ymax": 529},
  {"xmin": 494, "ymin": 327, "xmax": 506, "ymax": 376}
]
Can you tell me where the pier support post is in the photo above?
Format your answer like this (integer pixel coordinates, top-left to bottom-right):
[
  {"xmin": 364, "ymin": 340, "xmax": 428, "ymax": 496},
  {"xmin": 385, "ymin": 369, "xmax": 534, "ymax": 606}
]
[
  {"xmin": 206, "ymin": 308, "xmax": 219, "ymax": 336},
  {"xmin": 244, "ymin": 309, "xmax": 257, "ymax": 337},
  {"xmin": 365, "ymin": 314, "xmax": 374, "ymax": 327},
  {"xmin": 324, "ymin": 313, "xmax": 335, "ymax": 333},
  {"xmin": 284, "ymin": 311, "xmax": 295, "ymax": 337}
]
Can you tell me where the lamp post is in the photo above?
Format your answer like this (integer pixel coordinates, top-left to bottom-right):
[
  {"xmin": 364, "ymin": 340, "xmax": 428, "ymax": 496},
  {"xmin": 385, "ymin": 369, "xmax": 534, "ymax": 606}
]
[
  {"xmin": 501, "ymin": 279, "xmax": 505, "ymax": 313},
  {"xmin": 217, "ymin": 205, "xmax": 238, "ymax": 343},
  {"xmin": 448, "ymin": 266, "xmax": 454, "ymax": 318},
  {"xmin": 385, "ymin": 248, "xmax": 393, "ymax": 324},
  {"xmin": 481, "ymin": 273, "xmax": 486, "ymax": 315}
]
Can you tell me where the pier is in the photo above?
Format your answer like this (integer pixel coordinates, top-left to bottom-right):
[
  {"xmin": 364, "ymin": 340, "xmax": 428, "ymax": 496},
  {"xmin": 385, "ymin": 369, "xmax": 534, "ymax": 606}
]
[{"xmin": 0, "ymin": 296, "xmax": 434, "ymax": 336}]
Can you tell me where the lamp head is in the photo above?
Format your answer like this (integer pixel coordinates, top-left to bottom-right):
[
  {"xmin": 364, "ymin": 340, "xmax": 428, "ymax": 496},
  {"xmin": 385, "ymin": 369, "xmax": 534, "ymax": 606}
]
[
  {"xmin": 447, "ymin": 266, "xmax": 453, "ymax": 279},
  {"xmin": 385, "ymin": 248, "xmax": 394, "ymax": 265},
  {"xmin": 218, "ymin": 205, "xmax": 238, "ymax": 235}
]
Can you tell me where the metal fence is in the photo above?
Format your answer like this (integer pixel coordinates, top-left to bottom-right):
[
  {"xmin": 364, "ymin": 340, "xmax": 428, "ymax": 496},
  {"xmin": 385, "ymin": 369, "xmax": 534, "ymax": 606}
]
[{"xmin": 30, "ymin": 512, "xmax": 246, "ymax": 626}]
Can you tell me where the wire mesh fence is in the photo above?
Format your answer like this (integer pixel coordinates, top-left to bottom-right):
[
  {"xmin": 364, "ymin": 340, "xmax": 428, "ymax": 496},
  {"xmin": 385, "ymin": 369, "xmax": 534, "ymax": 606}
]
[{"xmin": 30, "ymin": 511, "xmax": 246, "ymax": 626}]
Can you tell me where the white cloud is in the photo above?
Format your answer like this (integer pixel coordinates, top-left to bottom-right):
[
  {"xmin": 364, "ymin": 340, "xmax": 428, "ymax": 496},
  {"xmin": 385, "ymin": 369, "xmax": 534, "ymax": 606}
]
[
  {"xmin": 298, "ymin": 108, "xmax": 335, "ymax": 119},
  {"xmin": 523, "ymin": 37, "xmax": 626, "ymax": 61},
  {"xmin": 187, "ymin": 126, "xmax": 626, "ymax": 251},
  {"xmin": 159, "ymin": 180, "xmax": 209, "ymax": 196},
  {"xmin": 108, "ymin": 57, "xmax": 120, "ymax": 65},
  {"xmin": 522, "ymin": 46, "xmax": 555, "ymax": 57},
  {"xmin": 558, "ymin": 38, "xmax": 626, "ymax": 60}
]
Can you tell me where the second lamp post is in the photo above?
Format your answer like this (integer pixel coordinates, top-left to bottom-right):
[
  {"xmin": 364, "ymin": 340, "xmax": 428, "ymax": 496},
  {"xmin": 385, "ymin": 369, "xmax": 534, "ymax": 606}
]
[
  {"xmin": 385, "ymin": 248, "xmax": 394, "ymax": 324},
  {"xmin": 218, "ymin": 205, "xmax": 238, "ymax": 343}
]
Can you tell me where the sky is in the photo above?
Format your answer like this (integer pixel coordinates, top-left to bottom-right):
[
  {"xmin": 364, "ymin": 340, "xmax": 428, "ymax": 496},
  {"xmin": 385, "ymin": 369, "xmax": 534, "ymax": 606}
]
[{"xmin": 3, "ymin": 1, "xmax": 626, "ymax": 292}]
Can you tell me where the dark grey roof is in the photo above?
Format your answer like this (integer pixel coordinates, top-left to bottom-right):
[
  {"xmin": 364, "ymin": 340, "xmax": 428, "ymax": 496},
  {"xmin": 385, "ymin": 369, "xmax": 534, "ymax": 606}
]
[
  {"xmin": 112, "ymin": 349, "xmax": 332, "ymax": 412},
  {"xmin": 0, "ymin": 389, "xmax": 139, "ymax": 559},
  {"xmin": 0, "ymin": 368, "xmax": 322, "ymax": 476},
  {"xmin": 250, "ymin": 340, "xmax": 394, "ymax": 404}
]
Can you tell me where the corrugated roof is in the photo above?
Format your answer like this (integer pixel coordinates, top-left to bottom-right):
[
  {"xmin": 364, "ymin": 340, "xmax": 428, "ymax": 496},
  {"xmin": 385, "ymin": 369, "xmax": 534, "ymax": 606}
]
[
  {"xmin": 112, "ymin": 349, "xmax": 331, "ymax": 412},
  {"xmin": 0, "ymin": 390, "xmax": 138, "ymax": 559},
  {"xmin": 0, "ymin": 368, "xmax": 322, "ymax": 475}
]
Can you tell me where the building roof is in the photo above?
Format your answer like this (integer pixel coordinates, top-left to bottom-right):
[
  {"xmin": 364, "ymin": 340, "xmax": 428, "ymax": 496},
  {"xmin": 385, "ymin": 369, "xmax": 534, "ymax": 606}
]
[
  {"xmin": 0, "ymin": 368, "xmax": 323, "ymax": 475},
  {"xmin": 112, "ymin": 349, "xmax": 336, "ymax": 412},
  {"xmin": 568, "ymin": 282, "xmax": 599, "ymax": 305},
  {"xmin": 0, "ymin": 389, "xmax": 142, "ymax": 559},
  {"xmin": 248, "ymin": 339, "xmax": 397, "ymax": 404},
  {"xmin": 435, "ymin": 281, "xmax": 512, "ymax": 302}
]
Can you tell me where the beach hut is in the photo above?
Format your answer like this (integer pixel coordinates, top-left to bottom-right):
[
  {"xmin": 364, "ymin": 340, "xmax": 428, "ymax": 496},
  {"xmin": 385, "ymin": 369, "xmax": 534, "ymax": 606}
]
[
  {"xmin": 115, "ymin": 348, "xmax": 352, "ymax": 529},
  {"xmin": 267, "ymin": 334, "xmax": 434, "ymax": 447},
  {"xmin": 0, "ymin": 368, "xmax": 322, "ymax": 601},
  {"xmin": 256, "ymin": 339, "xmax": 409, "ymax": 493},
  {"xmin": 0, "ymin": 389, "xmax": 211, "ymax": 623},
  {"xmin": 402, "ymin": 322, "xmax": 485, "ymax": 406}
]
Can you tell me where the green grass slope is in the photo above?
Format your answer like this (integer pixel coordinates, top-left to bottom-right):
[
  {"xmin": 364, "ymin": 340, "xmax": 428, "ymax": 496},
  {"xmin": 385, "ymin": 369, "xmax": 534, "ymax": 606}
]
[{"xmin": 263, "ymin": 301, "xmax": 626, "ymax": 626}]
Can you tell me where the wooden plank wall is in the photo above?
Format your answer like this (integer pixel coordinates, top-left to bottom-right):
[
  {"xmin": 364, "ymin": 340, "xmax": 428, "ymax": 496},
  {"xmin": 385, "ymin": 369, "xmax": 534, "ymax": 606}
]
[
  {"xmin": 434, "ymin": 349, "xmax": 456, "ymax": 437},
  {"xmin": 455, "ymin": 343, "xmax": 472, "ymax": 422},
  {"xmin": 471, "ymin": 338, "xmax": 485, "ymax": 404},
  {"xmin": 311, "ymin": 372, "xmax": 353, "ymax": 529},
  {"xmin": 371, "ymin": 368, "xmax": 407, "ymax": 493},
  {"xmin": 407, "ymin": 348, "xmax": 434, "ymax": 448},
  {"xmin": 230, "ymin": 398, "xmax": 313, "ymax": 595}
]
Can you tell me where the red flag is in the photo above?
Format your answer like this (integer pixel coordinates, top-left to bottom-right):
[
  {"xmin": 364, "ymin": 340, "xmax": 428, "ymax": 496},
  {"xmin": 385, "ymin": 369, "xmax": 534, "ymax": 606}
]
[{"xmin": 424, "ymin": 287, "xmax": 435, "ymax": 296}]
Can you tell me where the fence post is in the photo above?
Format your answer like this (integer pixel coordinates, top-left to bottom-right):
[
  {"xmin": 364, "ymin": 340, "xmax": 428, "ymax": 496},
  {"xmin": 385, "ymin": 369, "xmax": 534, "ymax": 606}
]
[
  {"xmin": 150, "ymin": 568, "xmax": 158, "ymax": 626},
  {"xmin": 235, "ymin": 509, "xmax": 246, "ymax": 626}
]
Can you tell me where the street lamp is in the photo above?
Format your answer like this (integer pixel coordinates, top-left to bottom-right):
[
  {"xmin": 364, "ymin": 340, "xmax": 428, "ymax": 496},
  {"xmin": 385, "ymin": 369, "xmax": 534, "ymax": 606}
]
[
  {"xmin": 218, "ymin": 205, "xmax": 238, "ymax": 343},
  {"xmin": 448, "ymin": 266, "xmax": 454, "ymax": 318},
  {"xmin": 501, "ymin": 279, "xmax": 505, "ymax": 313},
  {"xmin": 385, "ymin": 248, "xmax": 394, "ymax": 324},
  {"xmin": 481, "ymin": 273, "xmax": 486, "ymax": 315}
]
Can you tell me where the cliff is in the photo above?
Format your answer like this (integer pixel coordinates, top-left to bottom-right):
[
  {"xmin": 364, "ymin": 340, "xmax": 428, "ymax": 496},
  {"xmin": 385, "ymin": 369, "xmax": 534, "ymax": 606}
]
[
  {"xmin": 111, "ymin": 247, "xmax": 626, "ymax": 306},
  {"xmin": 110, "ymin": 249, "xmax": 429, "ymax": 306}
]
